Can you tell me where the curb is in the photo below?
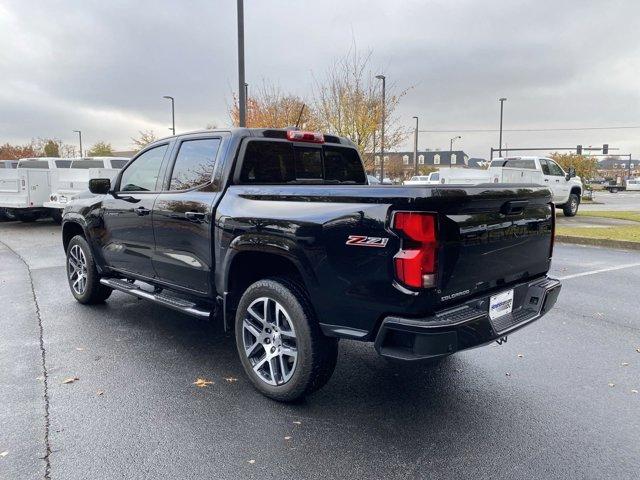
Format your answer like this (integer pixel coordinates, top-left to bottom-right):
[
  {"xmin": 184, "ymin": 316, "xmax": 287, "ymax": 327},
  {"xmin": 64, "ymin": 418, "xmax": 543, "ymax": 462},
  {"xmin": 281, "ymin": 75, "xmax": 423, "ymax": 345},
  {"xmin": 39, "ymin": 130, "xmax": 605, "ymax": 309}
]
[{"xmin": 556, "ymin": 235, "xmax": 640, "ymax": 251}]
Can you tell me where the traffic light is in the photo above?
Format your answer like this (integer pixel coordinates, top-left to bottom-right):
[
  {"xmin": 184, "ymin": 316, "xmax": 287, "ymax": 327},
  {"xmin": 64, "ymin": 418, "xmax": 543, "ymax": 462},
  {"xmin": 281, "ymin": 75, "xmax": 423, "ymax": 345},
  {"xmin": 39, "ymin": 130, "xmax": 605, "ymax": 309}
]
[
  {"xmin": 577, "ymin": 145, "xmax": 582, "ymax": 155},
  {"xmin": 603, "ymin": 144, "xmax": 608, "ymax": 155}
]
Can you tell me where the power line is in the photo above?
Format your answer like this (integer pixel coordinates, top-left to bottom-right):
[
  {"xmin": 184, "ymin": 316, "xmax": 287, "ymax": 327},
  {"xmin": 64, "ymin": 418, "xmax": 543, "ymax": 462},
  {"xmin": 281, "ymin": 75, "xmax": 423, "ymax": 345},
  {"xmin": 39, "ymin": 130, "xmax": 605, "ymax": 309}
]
[{"xmin": 419, "ymin": 125, "xmax": 640, "ymax": 133}]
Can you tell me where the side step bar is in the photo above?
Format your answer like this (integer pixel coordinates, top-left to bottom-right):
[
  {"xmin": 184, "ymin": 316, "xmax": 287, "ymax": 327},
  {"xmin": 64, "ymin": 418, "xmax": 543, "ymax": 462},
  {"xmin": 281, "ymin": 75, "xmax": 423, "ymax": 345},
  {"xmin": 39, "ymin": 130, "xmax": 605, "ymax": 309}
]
[{"xmin": 100, "ymin": 278, "xmax": 211, "ymax": 319}]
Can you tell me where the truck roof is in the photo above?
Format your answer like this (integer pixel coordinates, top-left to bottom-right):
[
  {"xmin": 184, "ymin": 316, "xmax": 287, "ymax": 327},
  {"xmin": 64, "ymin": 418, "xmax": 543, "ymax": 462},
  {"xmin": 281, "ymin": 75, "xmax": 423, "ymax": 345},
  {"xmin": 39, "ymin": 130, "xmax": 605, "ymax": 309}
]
[{"xmin": 153, "ymin": 128, "xmax": 357, "ymax": 148}]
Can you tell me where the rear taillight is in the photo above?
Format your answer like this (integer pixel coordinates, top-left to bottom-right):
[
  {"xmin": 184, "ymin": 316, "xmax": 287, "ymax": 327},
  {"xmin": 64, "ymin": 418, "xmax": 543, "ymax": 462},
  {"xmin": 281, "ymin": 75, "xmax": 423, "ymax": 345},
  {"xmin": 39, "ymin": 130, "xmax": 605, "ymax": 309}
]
[
  {"xmin": 286, "ymin": 130, "xmax": 324, "ymax": 143},
  {"xmin": 549, "ymin": 202, "xmax": 555, "ymax": 258},
  {"xmin": 392, "ymin": 211, "xmax": 437, "ymax": 289}
]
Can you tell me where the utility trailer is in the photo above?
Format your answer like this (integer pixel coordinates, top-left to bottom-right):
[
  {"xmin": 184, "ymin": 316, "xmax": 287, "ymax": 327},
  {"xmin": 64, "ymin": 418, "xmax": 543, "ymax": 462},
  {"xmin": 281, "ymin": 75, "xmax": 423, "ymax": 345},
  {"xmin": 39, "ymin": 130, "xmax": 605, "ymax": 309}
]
[
  {"xmin": 44, "ymin": 157, "xmax": 129, "ymax": 222},
  {"xmin": 0, "ymin": 158, "xmax": 71, "ymax": 222}
]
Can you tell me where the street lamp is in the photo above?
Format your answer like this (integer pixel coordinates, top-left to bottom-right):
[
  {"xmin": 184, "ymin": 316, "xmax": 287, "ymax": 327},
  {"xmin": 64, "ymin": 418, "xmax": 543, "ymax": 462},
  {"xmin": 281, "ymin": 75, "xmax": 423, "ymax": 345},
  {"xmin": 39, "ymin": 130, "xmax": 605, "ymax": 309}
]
[
  {"xmin": 376, "ymin": 74, "xmax": 386, "ymax": 182},
  {"xmin": 450, "ymin": 135, "xmax": 461, "ymax": 167},
  {"xmin": 498, "ymin": 97, "xmax": 507, "ymax": 157},
  {"xmin": 412, "ymin": 116, "xmax": 419, "ymax": 176},
  {"xmin": 72, "ymin": 130, "xmax": 82, "ymax": 158},
  {"xmin": 237, "ymin": 0, "xmax": 246, "ymax": 127},
  {"xmin": 163, "ymin": 96, "xmax": 175, "ymax": 135}
]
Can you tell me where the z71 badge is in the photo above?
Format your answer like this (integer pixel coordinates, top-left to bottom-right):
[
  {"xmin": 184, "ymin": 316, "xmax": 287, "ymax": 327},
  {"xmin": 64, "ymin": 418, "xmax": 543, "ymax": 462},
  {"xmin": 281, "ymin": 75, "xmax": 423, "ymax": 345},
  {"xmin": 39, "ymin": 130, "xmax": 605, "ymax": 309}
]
[{"xmin": 345, "ymin": 235, "xmax": 389, "ymax": 248}]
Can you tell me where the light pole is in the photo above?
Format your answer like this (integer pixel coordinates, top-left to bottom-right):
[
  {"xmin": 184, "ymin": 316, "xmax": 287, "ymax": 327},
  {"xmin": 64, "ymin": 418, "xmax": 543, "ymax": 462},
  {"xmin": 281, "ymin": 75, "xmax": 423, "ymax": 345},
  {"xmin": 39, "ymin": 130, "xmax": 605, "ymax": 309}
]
[
  {"xmin": 450, "ymin": 135, "xmax": 461, "ymax": 166},
  {"xmin": 72, "ymin": 130, "xmax": 82, "ymax": 157},
  {"xmin": 498, "ymin": 97, "xmax": 507, "ymax": 157},
  {"xmin": 412, "ymin": 116, "xmax": 419, "ymax": 176},
  {"xmin": 376, "ymin": 74, "xmax": 386, "ymax": 182},
  {"xmin": 244, "ymin": 82, "xmax": 249, "ymax": 125},
  {"xmin": 237, "ymin": 0, "xmax": 246, "ymax": 127},
  {"xmin": 163, "ymin": 96, "xmax": 175, "ymax": 135}
]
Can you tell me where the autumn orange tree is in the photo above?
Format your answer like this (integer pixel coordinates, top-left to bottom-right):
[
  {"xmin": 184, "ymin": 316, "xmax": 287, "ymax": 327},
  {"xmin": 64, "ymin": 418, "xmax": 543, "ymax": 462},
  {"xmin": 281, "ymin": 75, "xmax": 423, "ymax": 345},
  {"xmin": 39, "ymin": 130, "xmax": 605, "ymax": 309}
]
[
  {"xmin": 549, "ymin": 153, "xmax": 597, "ymax": 181},
  {"xmin": 0, "ymin": 142, "xmax": 40, "ymax": 160},
  {"xmin": 229, "ymin": 81, "xmax": 315, "ymax": 129}
]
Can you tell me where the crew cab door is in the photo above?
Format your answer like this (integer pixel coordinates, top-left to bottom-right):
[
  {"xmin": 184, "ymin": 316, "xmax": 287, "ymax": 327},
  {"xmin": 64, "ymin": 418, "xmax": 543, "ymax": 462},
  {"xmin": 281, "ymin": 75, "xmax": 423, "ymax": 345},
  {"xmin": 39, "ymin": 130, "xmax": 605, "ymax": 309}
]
[
  {"xmin": 151, "ymin": 135, "xmax": 223, "ymax": 295},
  {"xmin": 101, "ymin": 143, "xmax": 170, "ymax": 278},
  {"xmin": 539, "ymin": 158, "xmax": 570, "ymax": 204}
]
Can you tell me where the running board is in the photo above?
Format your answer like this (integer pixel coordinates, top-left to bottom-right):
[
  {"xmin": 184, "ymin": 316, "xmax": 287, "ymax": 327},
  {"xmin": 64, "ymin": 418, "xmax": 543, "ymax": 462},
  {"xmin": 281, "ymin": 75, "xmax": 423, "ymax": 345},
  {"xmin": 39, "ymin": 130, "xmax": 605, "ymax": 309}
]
[{"xmin": 100, "ymin": 278, "xmax": 211, "ymax": 319}]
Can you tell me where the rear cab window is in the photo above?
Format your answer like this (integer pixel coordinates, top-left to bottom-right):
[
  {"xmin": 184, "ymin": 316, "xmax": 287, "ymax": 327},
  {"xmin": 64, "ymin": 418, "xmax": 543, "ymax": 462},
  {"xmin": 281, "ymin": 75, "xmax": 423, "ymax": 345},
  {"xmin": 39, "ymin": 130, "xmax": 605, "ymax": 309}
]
[{"xmin": 238, "ymin": 140, "xmax": 366, "ymax": 185}]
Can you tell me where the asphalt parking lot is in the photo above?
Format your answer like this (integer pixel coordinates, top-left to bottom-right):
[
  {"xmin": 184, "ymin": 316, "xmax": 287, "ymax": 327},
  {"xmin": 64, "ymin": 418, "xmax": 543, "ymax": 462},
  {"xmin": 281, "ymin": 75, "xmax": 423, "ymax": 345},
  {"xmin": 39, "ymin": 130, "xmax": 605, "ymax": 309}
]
[
  {"xmin": 582, "ymin": 190, "xmax": 640, "ymax": 211},
  {"xmin": 1, "ymin": 220, "xmax": 639, "ymax": 480}
]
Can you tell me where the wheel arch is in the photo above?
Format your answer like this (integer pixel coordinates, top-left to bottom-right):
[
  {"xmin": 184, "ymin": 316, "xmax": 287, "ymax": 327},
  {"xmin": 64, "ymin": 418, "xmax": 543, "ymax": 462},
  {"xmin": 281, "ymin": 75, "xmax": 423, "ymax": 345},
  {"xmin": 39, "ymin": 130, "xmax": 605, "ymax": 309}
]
[
  {"xmin": 62, "ymin": 220, "xmax": 86, "ymax": 252},
  {"xmin": 570, "ymin": 186, "xmax": 582, "ymax": 197},
  {"xmin": 224, "ymin": 250, "xmax": 312, "ymax": 312}
]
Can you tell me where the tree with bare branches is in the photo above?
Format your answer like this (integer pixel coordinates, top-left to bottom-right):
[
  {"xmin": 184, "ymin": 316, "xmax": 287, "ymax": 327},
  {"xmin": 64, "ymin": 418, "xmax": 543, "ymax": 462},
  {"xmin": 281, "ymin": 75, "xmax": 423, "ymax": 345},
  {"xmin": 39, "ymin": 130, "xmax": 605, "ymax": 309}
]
[
  {"xmin": 312, "ymin": 47, "xmax": 411, "ymax": 170},
  {"xmin": 131, "ymin": 130, "xmax": 157, "ymax": 151}
]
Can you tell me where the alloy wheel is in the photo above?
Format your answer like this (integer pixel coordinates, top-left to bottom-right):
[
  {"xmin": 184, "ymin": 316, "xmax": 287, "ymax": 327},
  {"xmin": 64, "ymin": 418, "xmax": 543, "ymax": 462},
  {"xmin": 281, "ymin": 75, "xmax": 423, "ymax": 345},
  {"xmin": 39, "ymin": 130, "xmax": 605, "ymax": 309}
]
[
  {"xmin": 67, "ymin": 244, "xmax": 88, "ymax": 295},
  {"xmin": 242, "ymin": 296, "xmax": 298, "ymax": 386}
]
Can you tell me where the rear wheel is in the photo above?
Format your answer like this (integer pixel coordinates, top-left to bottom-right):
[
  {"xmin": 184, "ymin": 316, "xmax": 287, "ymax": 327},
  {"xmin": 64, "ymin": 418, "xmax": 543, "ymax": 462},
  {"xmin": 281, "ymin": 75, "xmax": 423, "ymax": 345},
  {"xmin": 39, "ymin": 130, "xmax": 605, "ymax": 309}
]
[
  {"xmin": 562, "ymin": 193, "xmax": 580, "ymax": 217},
  {"xmin": 66, "ymin": 235, "xmax": 112, "ymax": 304},
  {"xmin": 16, "ymin": 211, "xmax": 39, "ymax": 223},
  {"xmin": 234, "ymin": 277, "xmax": 338, "ymax": 402}
]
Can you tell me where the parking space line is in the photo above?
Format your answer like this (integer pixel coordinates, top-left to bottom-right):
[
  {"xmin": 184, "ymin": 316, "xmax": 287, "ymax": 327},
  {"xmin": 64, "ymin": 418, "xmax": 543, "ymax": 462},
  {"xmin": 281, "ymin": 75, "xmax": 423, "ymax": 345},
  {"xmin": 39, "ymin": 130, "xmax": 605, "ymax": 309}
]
[{"xmin": 557, "ymin": 262, "xmax": 640, "ymax": 280}]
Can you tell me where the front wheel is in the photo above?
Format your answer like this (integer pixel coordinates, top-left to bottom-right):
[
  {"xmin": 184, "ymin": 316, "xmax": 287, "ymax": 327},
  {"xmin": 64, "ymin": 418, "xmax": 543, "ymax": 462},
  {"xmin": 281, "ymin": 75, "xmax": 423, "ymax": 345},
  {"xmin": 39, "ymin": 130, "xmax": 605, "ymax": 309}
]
[
  {"xmin": 234, "ymin": 278, "xmax": 338, "ymax": 402},
  {"xmin": 66, "ymin": 235, "xmax": 112, "ymax": 304},
  {"xmin": 562, "ymin": 194, "xmax": 580, "ymax": 217}
]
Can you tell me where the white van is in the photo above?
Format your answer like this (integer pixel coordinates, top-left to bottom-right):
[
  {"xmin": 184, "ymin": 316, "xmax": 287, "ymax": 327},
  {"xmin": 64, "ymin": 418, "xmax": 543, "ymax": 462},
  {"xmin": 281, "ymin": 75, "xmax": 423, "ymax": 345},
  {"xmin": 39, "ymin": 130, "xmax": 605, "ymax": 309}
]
[
  {"xmin": 0, "ymin": 157, "xmax": 72, "ymax": 222},
  {"xmin": 43, "ymin": 157, "xmax": 129, "ymax": 222}
]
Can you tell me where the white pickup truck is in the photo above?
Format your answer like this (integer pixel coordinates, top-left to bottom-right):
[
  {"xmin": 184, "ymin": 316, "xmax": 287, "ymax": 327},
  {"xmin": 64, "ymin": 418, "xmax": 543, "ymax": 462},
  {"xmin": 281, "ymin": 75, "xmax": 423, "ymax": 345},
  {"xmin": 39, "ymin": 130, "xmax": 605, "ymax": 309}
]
[
  {"xmin": 43, "ymin": 157, "xmax": 129, "ymax": 223},
  {"xmin": 0, "ymin": 157, "xmax": 73, "ymax": 222},
  {"xmin": 438, "ymin": 156, "xmax": 583, "ymax": 216}
]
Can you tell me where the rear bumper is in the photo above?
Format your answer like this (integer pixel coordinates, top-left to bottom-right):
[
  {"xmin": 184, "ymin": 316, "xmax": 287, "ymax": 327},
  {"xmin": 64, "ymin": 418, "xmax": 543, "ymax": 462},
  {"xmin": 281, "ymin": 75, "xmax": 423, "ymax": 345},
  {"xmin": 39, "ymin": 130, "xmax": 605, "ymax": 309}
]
[{"xmin": 374, "ymin": 276, "xmax": 561, "ymax": 361}]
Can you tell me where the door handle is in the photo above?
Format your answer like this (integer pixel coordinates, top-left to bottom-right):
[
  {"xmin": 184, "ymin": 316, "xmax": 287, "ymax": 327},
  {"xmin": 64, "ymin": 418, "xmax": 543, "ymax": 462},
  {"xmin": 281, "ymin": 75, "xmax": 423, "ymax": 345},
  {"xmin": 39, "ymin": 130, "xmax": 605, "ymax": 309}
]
[
  {"xmin": 185, "ymin": 211, "xmax": 206, "ymax": 222},
  {"xmin": 135, "ymin": 206, "xmax": 151, "ymax": 216}
]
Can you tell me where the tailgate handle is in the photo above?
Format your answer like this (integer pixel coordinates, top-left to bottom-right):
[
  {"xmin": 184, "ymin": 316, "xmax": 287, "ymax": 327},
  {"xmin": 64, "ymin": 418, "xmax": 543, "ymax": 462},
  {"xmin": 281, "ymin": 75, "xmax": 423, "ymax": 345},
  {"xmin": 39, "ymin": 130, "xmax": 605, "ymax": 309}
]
[{"xmin": 501, "ymin": 200, "xmax": 528, "ymax": 216}]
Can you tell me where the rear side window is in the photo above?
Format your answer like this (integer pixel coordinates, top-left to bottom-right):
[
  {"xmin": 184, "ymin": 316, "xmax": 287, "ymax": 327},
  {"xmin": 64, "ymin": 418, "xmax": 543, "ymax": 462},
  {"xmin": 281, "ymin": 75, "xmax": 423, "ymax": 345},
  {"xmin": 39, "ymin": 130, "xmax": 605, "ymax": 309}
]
[
  {"xmin": 239, "ymin": 140, "xmax": 365, "ymax": 184},
  {"xmin": 110, "ymin": 159, "xmax": 128, "ymax": 169},
  {"xmin": 71, "ymin": 160, "xmax": 105, "ymax": 169},
  {"xmin": 169, "ymin": 138, "xmax": 221, "ymax": 190},
  {"xmin": 18, "ymin": 160, "xmax": 49, "ymax": 169},
  {"xmin": 503, "ymin": 159, "xmax": 536, "ymax": 169},
  {"xmin": 55, "ymin": 160, "xmax": 72, "ymax": 168}
]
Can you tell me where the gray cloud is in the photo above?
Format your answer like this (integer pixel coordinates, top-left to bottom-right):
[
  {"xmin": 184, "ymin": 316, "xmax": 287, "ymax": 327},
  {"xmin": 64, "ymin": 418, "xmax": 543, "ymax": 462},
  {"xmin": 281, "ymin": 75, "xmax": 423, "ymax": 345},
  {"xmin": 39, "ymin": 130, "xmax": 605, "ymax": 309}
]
[{"xmin": 1, "ymin": 0, "xmax": 639, "ymax": 157}]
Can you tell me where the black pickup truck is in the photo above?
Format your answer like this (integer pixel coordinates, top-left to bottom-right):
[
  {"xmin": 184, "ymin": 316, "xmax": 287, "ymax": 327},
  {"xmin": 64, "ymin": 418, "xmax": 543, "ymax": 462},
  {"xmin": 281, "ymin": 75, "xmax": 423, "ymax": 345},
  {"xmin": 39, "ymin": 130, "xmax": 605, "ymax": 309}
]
[{"xmin": 61, "ymin": 128, "xmax": 561, "ymax": 401}]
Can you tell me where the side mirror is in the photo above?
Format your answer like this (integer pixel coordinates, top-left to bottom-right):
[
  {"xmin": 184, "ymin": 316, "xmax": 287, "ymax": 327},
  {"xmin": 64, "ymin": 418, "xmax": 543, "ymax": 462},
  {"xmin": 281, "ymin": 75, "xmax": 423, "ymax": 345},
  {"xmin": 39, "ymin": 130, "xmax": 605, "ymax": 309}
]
[
  {"xmin": 89, "ymin": 178, "xmax": 111, "ymax": 194},
  {"xmin": 566, "ymin": 167, "xmax": 576, "ymax": 180}
]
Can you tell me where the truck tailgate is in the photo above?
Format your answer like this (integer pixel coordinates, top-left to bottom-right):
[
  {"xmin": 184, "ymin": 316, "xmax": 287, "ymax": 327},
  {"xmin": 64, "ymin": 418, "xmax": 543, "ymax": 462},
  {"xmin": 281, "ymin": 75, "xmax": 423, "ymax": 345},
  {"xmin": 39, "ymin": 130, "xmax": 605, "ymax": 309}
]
[{"xmin": 431, "ymin": 186, "xmax": 553, "ymax": 305}]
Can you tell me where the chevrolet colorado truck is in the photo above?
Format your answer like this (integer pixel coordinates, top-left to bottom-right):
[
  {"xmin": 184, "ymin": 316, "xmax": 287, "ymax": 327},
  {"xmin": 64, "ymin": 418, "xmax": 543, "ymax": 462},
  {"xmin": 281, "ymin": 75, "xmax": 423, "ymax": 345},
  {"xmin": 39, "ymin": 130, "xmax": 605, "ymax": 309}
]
[{"xmin": 61, "ymin": 128, "xmax": 561, "ymax": 401}]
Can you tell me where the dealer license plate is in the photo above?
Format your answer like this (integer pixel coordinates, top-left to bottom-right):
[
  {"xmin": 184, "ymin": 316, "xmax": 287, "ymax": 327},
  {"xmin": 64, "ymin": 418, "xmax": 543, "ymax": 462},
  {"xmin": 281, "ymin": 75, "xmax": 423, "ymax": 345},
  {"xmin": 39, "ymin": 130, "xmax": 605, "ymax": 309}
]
[{"xmin": 489, "ymin": 289, "xmax": 514, "ymax": 320}]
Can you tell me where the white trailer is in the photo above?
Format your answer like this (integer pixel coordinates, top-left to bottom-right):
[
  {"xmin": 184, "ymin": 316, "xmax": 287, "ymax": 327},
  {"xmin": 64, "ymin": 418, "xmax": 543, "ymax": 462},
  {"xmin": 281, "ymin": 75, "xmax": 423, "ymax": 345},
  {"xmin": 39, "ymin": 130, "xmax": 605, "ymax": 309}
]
[
  {"xmin": 43, "ymin": 157, "xmax": 129, "ymax": 222},
  {"xmin": 0, "ymin": 158, "xmax": 72, "ymax": 222}
]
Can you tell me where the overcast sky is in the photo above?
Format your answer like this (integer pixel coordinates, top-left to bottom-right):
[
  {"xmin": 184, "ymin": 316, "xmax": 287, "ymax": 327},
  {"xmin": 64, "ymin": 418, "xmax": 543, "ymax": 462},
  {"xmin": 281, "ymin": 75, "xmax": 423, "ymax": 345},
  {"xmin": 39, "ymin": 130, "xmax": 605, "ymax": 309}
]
[{"xmin": 1, "ymin": 0, "xmax": 639, "ymax": 158}]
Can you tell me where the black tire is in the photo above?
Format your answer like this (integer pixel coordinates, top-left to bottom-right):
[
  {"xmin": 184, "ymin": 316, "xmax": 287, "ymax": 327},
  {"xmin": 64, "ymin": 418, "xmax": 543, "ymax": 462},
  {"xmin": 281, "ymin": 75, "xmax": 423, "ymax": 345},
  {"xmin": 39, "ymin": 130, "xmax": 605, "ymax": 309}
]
[
  {"xmin": 3, "ymin": 209, "xmax": 17, "ymax": 221},
  {"xmin": 234, "ymin": 277, "xmax": 338, "ymax": 402},
  {"xmin": 50, "ymin": 209, "xmax": 63, "ymax": 224},
  {"xmin": 16, "ymin": 211, "xmax": 39, "ymax": 223},
  {"xmin": 562, "ymin": 193, "xmax": 580, "ymax": 217},
  {"xmin": 65, "ymin": 235, "xmax": 112, "ymax": 304}
]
